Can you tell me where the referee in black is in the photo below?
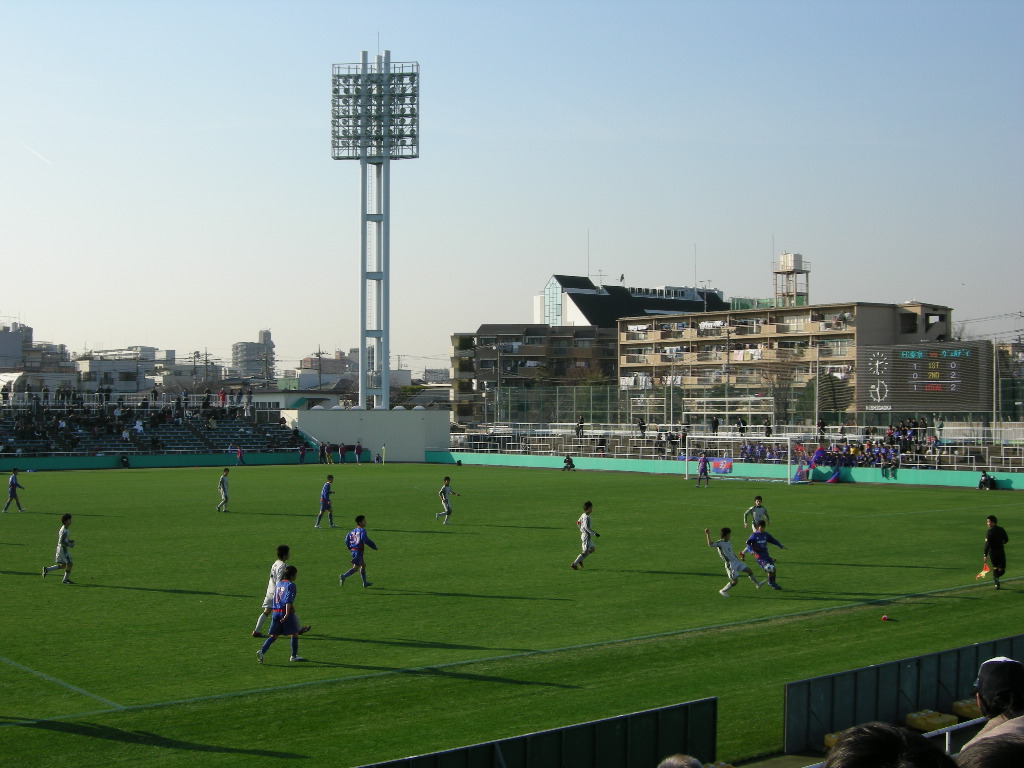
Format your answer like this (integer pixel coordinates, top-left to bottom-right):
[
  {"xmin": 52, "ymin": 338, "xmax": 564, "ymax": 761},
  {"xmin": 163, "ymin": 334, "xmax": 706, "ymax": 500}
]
[{"xmin": 984, "ymin": 515, "xmax": 1009, "ymax": 590}]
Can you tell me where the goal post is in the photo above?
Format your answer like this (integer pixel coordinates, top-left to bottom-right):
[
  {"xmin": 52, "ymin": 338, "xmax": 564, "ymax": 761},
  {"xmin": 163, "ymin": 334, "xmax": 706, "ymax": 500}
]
[{"xmin": 682, "ymin": 435, "xmax": 800, "ymax": 484}]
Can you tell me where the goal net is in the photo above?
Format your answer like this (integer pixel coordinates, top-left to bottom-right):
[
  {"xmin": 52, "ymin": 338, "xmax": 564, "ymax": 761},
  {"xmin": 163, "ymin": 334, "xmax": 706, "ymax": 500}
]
[{"xmin": 682, "ymin": 435, "xmax": 803, "ymax": 484}]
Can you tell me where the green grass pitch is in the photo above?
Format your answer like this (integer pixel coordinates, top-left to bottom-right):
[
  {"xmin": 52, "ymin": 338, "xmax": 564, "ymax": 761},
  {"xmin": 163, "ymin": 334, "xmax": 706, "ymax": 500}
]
[{"xmin": 0, "ymin": 463, "xmax": 1018, "ymax": 767}]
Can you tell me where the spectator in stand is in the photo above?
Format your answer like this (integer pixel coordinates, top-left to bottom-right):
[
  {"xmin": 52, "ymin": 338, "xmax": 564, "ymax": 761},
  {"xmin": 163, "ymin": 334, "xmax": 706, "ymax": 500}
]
[
  {"xmin": 961, "ymin": 657, "xmax": 1024, "ymax": 750},
  {"xmin": 822, "ymin": 722, "xmax": 955, "ymax": 768}
]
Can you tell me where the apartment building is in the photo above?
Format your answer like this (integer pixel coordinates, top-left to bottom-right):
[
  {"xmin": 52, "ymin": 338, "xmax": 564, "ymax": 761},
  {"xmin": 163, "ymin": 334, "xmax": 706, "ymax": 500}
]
[{"xmin": 616, "ymin": 300, "xmax": 993, "ymax": 418}]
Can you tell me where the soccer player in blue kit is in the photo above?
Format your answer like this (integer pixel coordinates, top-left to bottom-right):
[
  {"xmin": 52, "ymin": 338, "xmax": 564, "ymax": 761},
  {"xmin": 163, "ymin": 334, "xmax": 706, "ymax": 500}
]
[
  {"xmin": 695, "ymin": 452, "xmax": 710, "ymax": 488},
  {"xmin": 256, "ymin": 565, "xmax": 305, "ymax": 663},
  {"xmin": 314, "ymin": 475, "xmax": 338, "ymax": 529},
  {"xmin": 743, "ymin": 520, "xmax": 787, "ymax": 590},
  {"xmin": 3, "ymin": 468, "xmax": 25, "ymax": 513},
  {"xmin": 339, "ymin": 515, "xmax": 378, "ymax": 588}
]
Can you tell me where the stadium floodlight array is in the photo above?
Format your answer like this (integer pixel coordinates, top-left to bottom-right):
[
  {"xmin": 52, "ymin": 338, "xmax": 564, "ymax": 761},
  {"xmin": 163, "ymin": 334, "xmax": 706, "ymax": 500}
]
[
  {"xmin": 331, "ymin": 55, "xmax": 419, "ymax": 161},
  {"xmin": 331, "ymin": 51, "xmax": 420, "ymax": 409}
]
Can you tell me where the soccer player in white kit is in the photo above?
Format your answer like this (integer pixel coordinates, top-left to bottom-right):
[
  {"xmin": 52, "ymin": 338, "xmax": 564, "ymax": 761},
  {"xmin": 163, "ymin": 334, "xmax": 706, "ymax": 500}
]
[
  {"xmin": 742, "ymin": 495, "xmax": 769, "ymax": 529},
  {"xmin": 253, "ymin": 545, "xmax": 309, "ymax": 637},
  {"xmin": 216, "ymin": 468, "xmax": 230, "ymax": 513},
  {"xmin": 705, "ymin": 526, "xmax": 764, "ymax": 596},
  {"xmin": 436, "ymin": 477, "xmax": 460, "ymax": 524},
  {"xmin": 42, "ymin": 513, "xmax": 75, "ymax": 584},
  {"xmin": 570, "ymin": 501, "xmax": 600, "ymax": 569}
]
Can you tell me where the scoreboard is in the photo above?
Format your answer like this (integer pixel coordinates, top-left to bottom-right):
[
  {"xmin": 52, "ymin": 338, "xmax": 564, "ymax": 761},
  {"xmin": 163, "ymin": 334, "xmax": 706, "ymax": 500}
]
[{"xmin": 856, "ymin": 341, "xmax": 993, "ymax": 412}]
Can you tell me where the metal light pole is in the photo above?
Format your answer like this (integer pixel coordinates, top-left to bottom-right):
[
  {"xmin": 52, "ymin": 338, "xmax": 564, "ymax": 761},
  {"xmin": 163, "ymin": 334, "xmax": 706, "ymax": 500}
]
[{"xmin": 332, "ymin": 51, "xmax": 419, "ymax": 409}]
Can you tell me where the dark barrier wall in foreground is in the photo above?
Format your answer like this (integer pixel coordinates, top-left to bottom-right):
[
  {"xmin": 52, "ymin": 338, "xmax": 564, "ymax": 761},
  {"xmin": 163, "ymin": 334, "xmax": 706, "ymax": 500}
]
[
  {"xmin": 784, "ymin": 634, "xmax": 1024, "ymax": 753},
  {"xmin": 357, "ymin": 697, "xmax": 717, "ymax": 768}
]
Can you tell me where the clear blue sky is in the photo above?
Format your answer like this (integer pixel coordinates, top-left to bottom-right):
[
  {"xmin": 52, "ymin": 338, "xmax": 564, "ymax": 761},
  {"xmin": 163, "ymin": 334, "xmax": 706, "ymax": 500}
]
[{"xmin": 2, "ymin": 0, "xmax": 1021, "ymax": 374}]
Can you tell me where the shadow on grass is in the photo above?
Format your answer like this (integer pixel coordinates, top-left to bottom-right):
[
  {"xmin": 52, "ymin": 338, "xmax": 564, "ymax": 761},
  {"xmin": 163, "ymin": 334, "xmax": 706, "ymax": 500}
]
[
  {"xmin": 380, "ymin": 587, "xmax": 570, "ymax": 602},
  {"xmin": 9, "ymin": 719, "xmax": 305, "ymax": 758},
  {"xmin": 315, "ymin": 635, "xmax": 535, "ymax": 653},
  {"xmin": 618, "ymin": 569, "xmax": 718, "ymax": 578},
  {"xmin": 77, "ymin": 584, "xmax": 250, "ymax": 598}
]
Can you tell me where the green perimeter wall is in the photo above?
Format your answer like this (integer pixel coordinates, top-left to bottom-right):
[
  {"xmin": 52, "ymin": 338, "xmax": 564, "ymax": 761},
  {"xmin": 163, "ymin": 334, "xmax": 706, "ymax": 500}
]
[
  {"xmin": 426, "ymin": 452, "xmax": 1021, "ymax": 490},
  {"xmin": 3, "ymin": 451, "xmax": 1017, "ymax": 490}
]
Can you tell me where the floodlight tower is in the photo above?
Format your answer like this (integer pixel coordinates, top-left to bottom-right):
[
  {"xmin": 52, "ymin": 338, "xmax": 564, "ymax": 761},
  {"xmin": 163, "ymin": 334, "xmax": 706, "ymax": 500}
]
[{"xmin": 332, "ymin": 50, "xmax": 419, "ymax": 409}]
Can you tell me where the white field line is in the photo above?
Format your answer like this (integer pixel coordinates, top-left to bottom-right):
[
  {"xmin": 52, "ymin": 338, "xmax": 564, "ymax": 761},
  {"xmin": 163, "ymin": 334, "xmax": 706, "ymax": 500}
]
[
  {"xmin": 2, "ymin": 577, "xmax": 1015, "ymax": 730},
  {"xmin": 0, "ymin": 655, "xmax": 122, "ymax": 709}
]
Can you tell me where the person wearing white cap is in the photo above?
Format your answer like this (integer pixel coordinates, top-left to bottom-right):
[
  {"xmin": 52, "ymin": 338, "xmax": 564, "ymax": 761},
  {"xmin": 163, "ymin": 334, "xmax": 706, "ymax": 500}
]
[{"xmin": 962, "ymin": 656, "xmax": 1024, "ymax": 749}]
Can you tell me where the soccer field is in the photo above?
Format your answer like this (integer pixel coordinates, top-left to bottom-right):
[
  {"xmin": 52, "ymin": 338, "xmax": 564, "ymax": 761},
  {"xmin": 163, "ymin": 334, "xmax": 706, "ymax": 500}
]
[{"xmin": 0, "ymin": 463, "xmax": 1018, "ymax": 767}]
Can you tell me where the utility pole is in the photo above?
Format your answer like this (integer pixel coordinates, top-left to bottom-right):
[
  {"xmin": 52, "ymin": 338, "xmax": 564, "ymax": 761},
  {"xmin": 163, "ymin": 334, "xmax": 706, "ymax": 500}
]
[
  {"xmin": 724, "ymin": 327, "xmax": 731, "ymax": 429},
  {"xmin": 314, "ymin": 346, "xmax": 325, "ymax": 390}
]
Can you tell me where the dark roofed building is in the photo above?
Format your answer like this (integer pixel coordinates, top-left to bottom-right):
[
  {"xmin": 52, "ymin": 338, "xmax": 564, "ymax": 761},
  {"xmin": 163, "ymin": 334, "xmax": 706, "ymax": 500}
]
[{"xmin": 535, "ymin": 275, "xmax": 728, "ymax": 328}]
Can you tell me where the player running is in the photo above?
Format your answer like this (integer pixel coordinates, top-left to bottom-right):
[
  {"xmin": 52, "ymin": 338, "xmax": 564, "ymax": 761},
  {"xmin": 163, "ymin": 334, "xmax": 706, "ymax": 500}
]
[
  {"xmin": 3, "ymin": 468, "xmax": 26, "ymax": 513},
  {"xmin": 42, "ymin": 513, "xmax": 75, "ymax": 583},
  {"xmin": 570, "ymin": 501, "xmax": 600, "ymax": 570},
  {"xmin": 706, "ymin": 526, "xmax": 765, "ymax": 596},
  {"xmin": 436, "ymin": 476, "xmax": 460, "ymax": 525},
  {"xmin": 340, "ymin": 515, "xmax": 378, "ymax": 588},
  {"xmin": 742, "ymin": 496, "xmax": 769, "ymax": 529},
  {"xmin": 743, "ymin": 520, "xmax": 787, "ymax": 590},
  {"xmin": 314, "ymin": 475, "xmax": 338, "ymax": 529}
]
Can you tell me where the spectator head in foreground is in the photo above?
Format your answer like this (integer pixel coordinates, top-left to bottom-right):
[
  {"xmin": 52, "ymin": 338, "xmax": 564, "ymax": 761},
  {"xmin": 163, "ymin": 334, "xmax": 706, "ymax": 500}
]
[
  {"xmin": 656, "ymin": 755, "xmax": 702, "ymax": 768},
  {"xmin": 956, "ymin": 733, "xmax": 1024, "ymax": 768},
  {"xmin": 973, "ymin": 657, "xmax": 1024, "ymax": 719},
  {"xmin": 823, "ymin": 722, "xmax": 956, "ymax": 768}
]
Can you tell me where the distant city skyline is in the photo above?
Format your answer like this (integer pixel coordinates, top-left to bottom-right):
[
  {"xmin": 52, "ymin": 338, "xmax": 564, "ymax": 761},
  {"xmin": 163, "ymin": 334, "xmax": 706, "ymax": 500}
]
[{"xmin": 2, "ymin": 1, "xmax": 1021, "ymax": 373}]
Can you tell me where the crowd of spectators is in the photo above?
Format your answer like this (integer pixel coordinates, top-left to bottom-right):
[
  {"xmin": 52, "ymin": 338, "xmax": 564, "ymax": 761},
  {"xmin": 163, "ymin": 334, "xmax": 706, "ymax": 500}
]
[
  {"xmin": 737, "ymin": 440, "xmax": 791, "ymax": 463},
  {"xmin": 0, "ymin": 386, "xmax": 266, "ymax": 457}
]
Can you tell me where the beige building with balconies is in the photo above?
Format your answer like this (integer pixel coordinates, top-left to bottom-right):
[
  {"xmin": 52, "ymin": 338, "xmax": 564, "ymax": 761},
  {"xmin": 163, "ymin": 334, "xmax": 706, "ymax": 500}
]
[{"xmin": 617, "ymin": 300, "xmax": 974, "ymax": 421}]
